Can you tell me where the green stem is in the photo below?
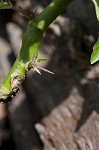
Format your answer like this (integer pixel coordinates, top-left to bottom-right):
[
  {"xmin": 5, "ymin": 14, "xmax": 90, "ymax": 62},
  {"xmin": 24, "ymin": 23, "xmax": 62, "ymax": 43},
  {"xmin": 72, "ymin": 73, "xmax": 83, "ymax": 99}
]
[
  {"xmin": 0, "ymin": 0, "xmax": 73, "ymax": 102},
  {"xmin": 35, "ymin": 0, "xmax": 72, "ymax": 31}
]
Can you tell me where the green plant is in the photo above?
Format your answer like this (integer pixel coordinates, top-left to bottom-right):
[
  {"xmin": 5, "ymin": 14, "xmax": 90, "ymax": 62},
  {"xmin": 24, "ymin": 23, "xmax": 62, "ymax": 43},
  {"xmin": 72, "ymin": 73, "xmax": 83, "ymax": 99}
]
[
  {"xmin": 0, "ymin": 0, "xmax": 12, "ymax": 9},
  {"xmin": 0, "ymin": 0, "xmax": 98, "ymax": 102},
  {"xmin": 91, "ymin": 0, "xmax": 99, "ymax": 64},
  {"xmin": 0, "ymin": 0, "xmax": 72, "ymax": 102}
]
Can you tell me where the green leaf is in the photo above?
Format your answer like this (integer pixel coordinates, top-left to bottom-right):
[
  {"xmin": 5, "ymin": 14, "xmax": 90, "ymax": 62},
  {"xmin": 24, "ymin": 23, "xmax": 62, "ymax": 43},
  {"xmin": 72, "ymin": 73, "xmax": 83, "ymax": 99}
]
[
  {"xmin": 91, "ymin": 39, "xmax": 99, "ymax": 64},
  {"xmin": 92, "ymin": 0, "xmax": 99, "ymax": 21}
]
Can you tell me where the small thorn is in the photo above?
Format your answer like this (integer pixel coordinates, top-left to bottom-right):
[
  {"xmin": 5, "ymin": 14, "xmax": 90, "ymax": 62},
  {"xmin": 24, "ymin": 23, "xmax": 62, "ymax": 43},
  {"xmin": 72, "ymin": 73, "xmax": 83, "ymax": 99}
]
[
  {"xmin": 38, "ymin": 66, "xmax": 54, "ymax": 74},
  {"xmin": 34, "ymin": 67, "xmax": 41, "ymax": 75}
]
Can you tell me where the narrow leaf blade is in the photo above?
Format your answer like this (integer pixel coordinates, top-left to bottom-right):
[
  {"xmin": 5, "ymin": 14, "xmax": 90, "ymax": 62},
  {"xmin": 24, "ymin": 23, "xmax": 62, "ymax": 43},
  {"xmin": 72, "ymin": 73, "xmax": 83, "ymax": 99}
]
[
  {"xmin": 37, "ymin": 58, "xmax": 48, "ymax": 62},
  {"xmin": 92, "ymin": 0, "xmax": 99, "ymax": 21}
]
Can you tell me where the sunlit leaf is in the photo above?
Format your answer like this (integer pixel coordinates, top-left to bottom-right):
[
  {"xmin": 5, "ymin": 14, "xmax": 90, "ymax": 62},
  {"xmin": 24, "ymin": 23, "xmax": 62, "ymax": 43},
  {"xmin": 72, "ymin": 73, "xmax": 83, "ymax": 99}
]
[
  {"xmin": 91, "ymin": 39, "xmax": 99, "ymax": 64},
  {"xmin": 92, "ymin": 0, "xmax": 99, "ymax": 21}
]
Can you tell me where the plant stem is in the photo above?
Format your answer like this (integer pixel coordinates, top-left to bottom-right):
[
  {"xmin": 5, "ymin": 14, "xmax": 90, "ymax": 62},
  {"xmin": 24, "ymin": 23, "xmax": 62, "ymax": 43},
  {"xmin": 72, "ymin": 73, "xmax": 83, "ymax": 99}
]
[
  {"xmin": 34, "ymin": 0, "xmax": 72, "ymax": 31},
  {"xmin": 0, "ymin": 0, "xmax": 73, "ymax": 102}
]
